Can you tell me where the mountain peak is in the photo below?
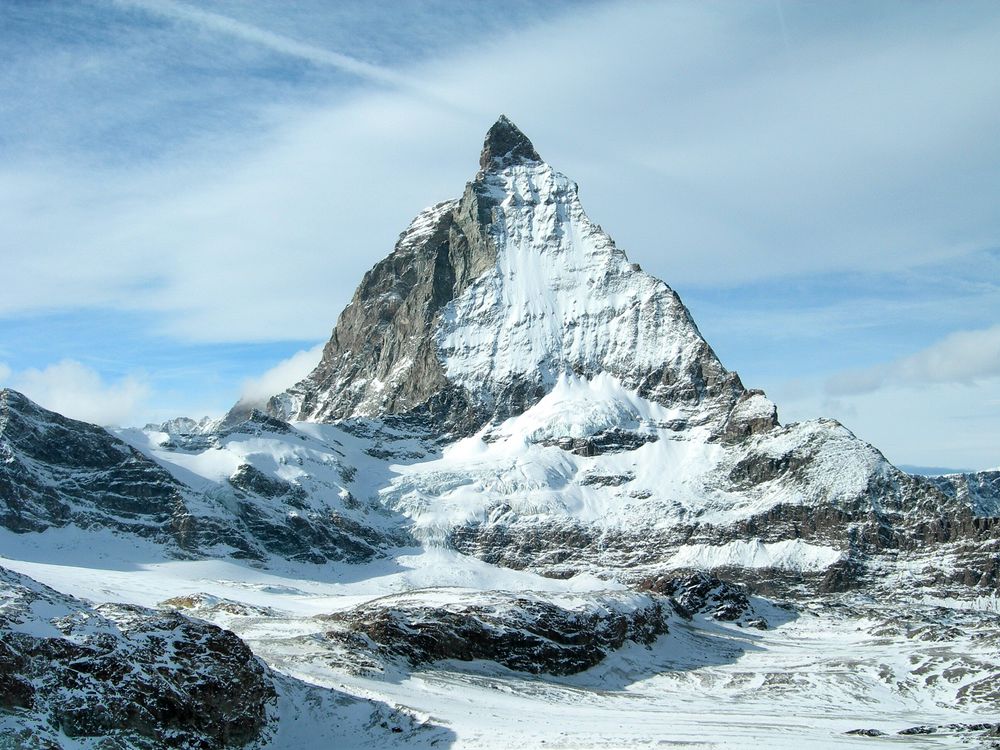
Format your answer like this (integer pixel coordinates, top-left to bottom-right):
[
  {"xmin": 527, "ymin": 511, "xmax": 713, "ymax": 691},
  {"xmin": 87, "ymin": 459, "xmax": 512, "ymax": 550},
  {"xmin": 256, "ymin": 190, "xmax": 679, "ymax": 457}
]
[
  {"xmin": 266, "ymin": 117, "xmax": 764, "ymax": 435},
  {"xmin": 479, "ymin": 115, "xmax": 541, "ymax": 171}
]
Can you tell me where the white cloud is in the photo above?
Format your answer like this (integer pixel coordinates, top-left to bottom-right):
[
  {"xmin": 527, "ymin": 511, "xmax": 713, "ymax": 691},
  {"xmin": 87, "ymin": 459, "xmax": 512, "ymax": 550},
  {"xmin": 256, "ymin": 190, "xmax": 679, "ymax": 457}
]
[
  {"xmin": 238, "ymin": 343, "xmax": 324, "ymax": 406},
  {"xmin": 0, "ymin": 362, "xmax": 10, "ymax": 384},
  {"xmin": 2, "ymin": 1, "xmax": 998, "ymax": 342},
  {"xmin": 9, "ymin": 360, "xmax": 150, "ymax": 427},
  {"xmin": 827, "ymin": 325, "xmax": 1000, "ymax": 396}
]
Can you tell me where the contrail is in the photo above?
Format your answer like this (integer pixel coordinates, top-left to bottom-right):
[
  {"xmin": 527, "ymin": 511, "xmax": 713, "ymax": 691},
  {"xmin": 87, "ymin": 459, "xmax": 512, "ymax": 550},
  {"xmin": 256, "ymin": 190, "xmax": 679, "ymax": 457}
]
[
  {"xmin": 112, "ymin": 0, "xmax": 426, "ymax": 92},
  {"xmin": 773, "ymin": 0, "xmax": 791, "ymax": 56}
]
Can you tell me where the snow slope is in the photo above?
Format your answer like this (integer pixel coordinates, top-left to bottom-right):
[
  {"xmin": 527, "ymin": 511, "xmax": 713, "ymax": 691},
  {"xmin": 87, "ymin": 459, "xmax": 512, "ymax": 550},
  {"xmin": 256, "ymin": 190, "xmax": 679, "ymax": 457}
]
[
  {"xmin": 5, "ymin": 531, "xmax": 995, "ymax": 749},
  {"xmin": 436, "ymin": 163, "xmax": 732, "ymax": 413}
]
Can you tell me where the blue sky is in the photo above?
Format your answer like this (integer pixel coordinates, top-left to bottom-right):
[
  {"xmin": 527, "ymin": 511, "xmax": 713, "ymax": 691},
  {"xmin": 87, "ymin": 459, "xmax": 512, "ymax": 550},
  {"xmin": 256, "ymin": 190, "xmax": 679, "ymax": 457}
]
[{"xmin": 1, "ymin": 0, "xmax": 998, "ymax": 470}]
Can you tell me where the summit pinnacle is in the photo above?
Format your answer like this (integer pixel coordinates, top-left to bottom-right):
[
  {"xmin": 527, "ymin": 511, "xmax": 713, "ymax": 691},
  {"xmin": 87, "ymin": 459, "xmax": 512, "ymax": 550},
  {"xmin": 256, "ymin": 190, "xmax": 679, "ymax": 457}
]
[{"xmin": 479, "ymin": 114, "xmax": 541, "ymax": 171}]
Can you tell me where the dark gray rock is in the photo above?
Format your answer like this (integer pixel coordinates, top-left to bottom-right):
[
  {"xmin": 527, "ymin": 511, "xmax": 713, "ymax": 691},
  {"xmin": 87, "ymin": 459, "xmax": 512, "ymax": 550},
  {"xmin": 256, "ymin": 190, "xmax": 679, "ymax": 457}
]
[
  {"xmin": 542, "ymin": 428, "xmax": 658, "ymax": 457},
  {"xmin": 0, "ymin": 388, "xmax": 188, "ymax": 537},
  {"xmin": 228, "ymin": 463, "xmax": 303, "ymax": 501},
  {"xmin": 580, "ymin": 471, "xmax": 635, "ymax": 487},
  {"xmin": 479, "ymin": 114, "xmax": 542, "ymax": 171},
  {"xmin": 0, "ymin": 566, "xmax": 274, "ymax": 749},
  {"xmin": 638, "ymin": 572, "xmax": 763, "ymax": 626},
  {"xmin": 321, "ymin": 589, "xmax": 670, "ymax": 676}
]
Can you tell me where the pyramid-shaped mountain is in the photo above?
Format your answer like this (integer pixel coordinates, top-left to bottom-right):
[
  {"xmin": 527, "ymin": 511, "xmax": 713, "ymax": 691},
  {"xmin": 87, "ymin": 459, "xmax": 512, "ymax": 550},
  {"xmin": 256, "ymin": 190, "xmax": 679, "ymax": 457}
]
[
  {"xmin": 229, "ymin": 117, "xmax": 999, "ymax": 592},
  {"xmin": 4, "ymin": 117, "xmax": 997, "ymax": 596},
  {"xmin": 258, "ymin": 116, "xmax": 775, "ymax": 443}
]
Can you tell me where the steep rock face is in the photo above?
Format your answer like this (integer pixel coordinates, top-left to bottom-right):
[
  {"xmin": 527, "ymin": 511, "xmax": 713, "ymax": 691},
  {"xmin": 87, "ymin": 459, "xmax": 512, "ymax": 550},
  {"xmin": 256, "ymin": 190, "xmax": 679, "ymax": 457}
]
[
  {"xmin": 267, "ymin": 195, "xmax": 493, "ymax": 433},
  {"xmin": 479, "ymin": 114, "xmax": 542, "ymax": 170},
  {"xmin": 926, "ymin": 469, "xmax": 1000, "ymax": 517},
  {"xmin": 267, "ymin": 117, "xmax": 772, "ymax": 439},
  {"xmin": 0, "ymin": 566, "xmax": 274, "ymax": 749},
  {"xmin": 0, "ymin": 390, "xmax": 409, "ymax": 564},
  {"xmin": 0, "ymin": 388, "xmax": 188, "ymax": 537},
  {"xmin": 125, "ymin": 411, "xmax": 415, "ymax": 564}
]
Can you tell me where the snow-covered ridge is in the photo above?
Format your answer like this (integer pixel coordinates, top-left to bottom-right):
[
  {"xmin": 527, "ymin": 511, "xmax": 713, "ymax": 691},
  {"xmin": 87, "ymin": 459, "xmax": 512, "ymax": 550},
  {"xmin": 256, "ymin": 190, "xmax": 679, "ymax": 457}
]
[
  {"xmin": 380, "ymin": 375, "xmax": 890, "ymax": 544},
  {"xmin": 489, "ymin": 372, "xmax": 681, "ymax": 443}
]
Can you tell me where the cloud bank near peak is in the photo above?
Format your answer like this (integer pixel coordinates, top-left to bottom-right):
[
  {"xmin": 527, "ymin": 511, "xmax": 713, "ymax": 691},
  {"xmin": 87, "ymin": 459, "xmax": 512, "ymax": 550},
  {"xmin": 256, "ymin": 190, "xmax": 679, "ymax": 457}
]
[
  {"xmin": 827, "ymin": 325, "xmax": 1000, "ymax": 396},
  {"xmin": 237, "ymin": 342, "xmax": 325, "ymax": 408},
  {"xmin": 1, "ymin": 360, "xmax": 150, "ymax": 427}
]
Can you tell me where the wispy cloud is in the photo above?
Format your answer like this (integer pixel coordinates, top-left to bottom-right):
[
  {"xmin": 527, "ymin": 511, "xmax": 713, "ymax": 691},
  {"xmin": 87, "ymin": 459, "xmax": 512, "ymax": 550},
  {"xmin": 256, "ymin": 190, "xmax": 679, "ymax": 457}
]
[
  {"xmin": 4, "ymin": 0, "xmax": 998, "ymax": 342},
  {"xmin": 826, "ymin": 325, "xmax": 1000, "ymax": 396},
  {"xmin": 237, "ymin": 342, "xmax": 324, "ymax": 407},
  {"xmin": 113, "ymin": 0, "xmax": 434, "ymax": 95},
  {"xmin": 5, "ymin": 360, "xmax": 150, "ymax": 426}
]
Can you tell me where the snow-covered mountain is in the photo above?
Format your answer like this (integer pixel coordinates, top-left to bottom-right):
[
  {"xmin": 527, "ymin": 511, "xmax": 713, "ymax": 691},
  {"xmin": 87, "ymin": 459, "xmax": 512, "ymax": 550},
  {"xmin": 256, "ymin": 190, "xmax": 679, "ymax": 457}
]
[
  {"xmin": 245, "ymin": 115, "xmax": 995, "ymax": 596},
  {"xmin": 2, "ymin": 116, "xmax": 999, "ymax": 748},
  {"xmin": 259, "ymin": 116, "xmax": 774, "ymax": 444},
  {"xmin": 0, "ymin": 388, "xmax": 411, "ymax": 564}
]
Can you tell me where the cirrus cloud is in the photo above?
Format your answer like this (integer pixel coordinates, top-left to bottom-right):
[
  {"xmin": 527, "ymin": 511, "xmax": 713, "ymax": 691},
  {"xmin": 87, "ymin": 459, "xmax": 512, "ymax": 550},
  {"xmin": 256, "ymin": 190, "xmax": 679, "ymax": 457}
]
[
  {"xmin": 2, "ymin": 1, "xmax": 999, "ymax": 343},
  {"xmin": 6, "ymin": 360, "xmax": 150, "ymax": 426}
]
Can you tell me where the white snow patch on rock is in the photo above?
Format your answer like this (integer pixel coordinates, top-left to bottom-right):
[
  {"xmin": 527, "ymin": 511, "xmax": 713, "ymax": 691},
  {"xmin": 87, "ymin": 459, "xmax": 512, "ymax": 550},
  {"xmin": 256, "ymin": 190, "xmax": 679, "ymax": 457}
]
[
  {"xmin": 667, "ymin": 539, "xmax": 845, "ymax": 572},
  {"xmin": 492, "ymin": 372, "xmax": 679, "ymax": 443}
]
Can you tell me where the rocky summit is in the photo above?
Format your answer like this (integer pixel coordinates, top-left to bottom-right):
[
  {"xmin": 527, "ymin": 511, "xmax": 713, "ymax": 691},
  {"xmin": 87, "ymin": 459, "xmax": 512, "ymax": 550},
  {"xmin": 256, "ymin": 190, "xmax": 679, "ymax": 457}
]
[
  {"xmin": 259, "ymin": 115, "xmax": 767, "ymax": 442},
  {"xmin": 2, "ymin": 117, "xmax": 998, "ymax": 748}
]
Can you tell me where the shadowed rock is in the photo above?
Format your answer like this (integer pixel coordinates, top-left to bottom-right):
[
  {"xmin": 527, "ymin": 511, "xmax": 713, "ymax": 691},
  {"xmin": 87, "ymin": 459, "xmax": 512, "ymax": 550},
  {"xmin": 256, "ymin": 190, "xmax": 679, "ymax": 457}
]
[
  {"xmin": 322, "ymin": 589, "xmax": 671, "ymax": 675},
  {"xmin": 479, "ymin": 114, "xmax": 542, "ymax": 171},
  {"xmin": 0, "ymin": 566, "xmax": 274, "ymax": 749}
]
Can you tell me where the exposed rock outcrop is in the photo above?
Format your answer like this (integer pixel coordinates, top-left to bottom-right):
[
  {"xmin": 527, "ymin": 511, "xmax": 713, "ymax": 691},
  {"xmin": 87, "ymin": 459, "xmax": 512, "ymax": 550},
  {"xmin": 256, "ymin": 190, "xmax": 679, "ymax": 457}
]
[
  {"xmin": 0, "ymin": 566, "xmax": 274, "ymax": 749},
  {"xmin": 0, "ymin": 388, "xmax": 188, "ymax": 537},
  {"xmin": 0, "ymin": 390, "xmax": 410, "ymax": 564},
  {"xmin": 321, "ymin": 589, "xmax": 671, "ymax": 675}
]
